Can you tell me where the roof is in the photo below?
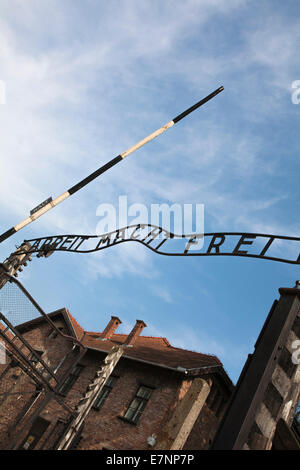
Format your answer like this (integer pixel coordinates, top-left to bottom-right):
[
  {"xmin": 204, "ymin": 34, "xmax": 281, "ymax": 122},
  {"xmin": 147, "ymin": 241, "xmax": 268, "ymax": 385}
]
[
  {"xmin": 64, "ymin": 309, "xmax": 85, "ymax": 341},
  {"xmin": 14, "ymin": 308, "xmax": 233, "ymax": 389},
  {"xmin": 82, "ymin": 331, "xmax": 222, "ymax": 370},
  {"xmin": 59, "ymin": 311, "xmax": 233, "ymax": 389}
]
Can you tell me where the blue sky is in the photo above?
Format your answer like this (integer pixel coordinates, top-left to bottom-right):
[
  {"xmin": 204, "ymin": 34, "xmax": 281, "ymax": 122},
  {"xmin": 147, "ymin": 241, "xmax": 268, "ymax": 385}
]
[{"xmin": 0, "ymin": 0, "xmax": 300, "ymax": 383}]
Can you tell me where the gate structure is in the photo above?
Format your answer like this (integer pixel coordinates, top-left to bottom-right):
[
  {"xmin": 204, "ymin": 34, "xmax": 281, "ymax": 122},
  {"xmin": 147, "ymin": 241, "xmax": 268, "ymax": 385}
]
[
  {"xmin": 0, "ymin": 242, "xmax": 299, "ymax": 450},
  {"xmin": 0, "ymin": 245, "xmax": 71, "ymax": 448},
  {"xmin": 211, "ymin": 285, "xmax": 300, "ymax": 450},
  {"xmin": 0, "ymin": 243, "xmax": 128, "ymax": 450},
  {"xmin": 0, "ymin": 244, "xmax": 85, "ymax": 449}
]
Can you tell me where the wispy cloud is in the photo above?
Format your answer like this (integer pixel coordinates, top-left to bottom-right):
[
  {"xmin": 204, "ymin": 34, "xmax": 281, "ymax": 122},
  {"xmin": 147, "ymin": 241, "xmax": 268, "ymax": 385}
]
[
  {"xmin": 149, "ymin": 284, "xmax": 174, "ymax": 304},
  {"xmin": 1, "ymin": 2, "xmax": 299, "ymax": 384},
  {"xmin": 80, "ymin": 241, "xmax": 157, "ymax": 281},
  {"xmin": 0, "ymin": 0, "xmax": 299, "ymax": 279}
]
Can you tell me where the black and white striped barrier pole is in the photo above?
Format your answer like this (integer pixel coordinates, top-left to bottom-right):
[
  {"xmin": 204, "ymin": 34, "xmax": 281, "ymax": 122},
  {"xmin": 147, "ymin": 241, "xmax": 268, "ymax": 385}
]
[{"xmin": 0, "ymin": 86, "xmax": 224, "ymax": 245}]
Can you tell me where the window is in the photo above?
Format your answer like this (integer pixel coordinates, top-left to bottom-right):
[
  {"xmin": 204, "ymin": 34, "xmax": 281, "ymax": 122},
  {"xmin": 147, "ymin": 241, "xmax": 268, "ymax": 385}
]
[
  {"xmin": 292, "ymin": 397, "xmax": 300, "ymax": 442},
  {"xmin": 93, "ymin": 375, "xmax": 118, "ymax": 410},
  {"xmin": 296, "ymin": 398, "xmax": 300, "ymax": 424},
  {"xmin": 30, "ymin": 349, "xmax": 43, "ymax": 364},
  {"xmin": 58, "ymin": 364, "xmax": 84, "ymax": 395},
  {"xmin": 124, "ymin": 385, "xmax": 153, "ymax": 424}
]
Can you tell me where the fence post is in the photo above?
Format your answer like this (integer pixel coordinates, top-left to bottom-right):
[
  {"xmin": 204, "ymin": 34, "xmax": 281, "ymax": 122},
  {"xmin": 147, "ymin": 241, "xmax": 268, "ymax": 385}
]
[{"xmin": 0, "ymin": 242, "xmax": 33, "ymax": 289}]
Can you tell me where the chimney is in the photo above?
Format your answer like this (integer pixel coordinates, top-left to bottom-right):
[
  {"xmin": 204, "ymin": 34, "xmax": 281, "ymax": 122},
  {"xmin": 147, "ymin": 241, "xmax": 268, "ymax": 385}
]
[
  {"xmin": 100, "ymin": 316, "xmax": 122, "ymax": 340},
  {"xmin": 125, "ymin": 320, "xmax": 147, "ymax": 346}
]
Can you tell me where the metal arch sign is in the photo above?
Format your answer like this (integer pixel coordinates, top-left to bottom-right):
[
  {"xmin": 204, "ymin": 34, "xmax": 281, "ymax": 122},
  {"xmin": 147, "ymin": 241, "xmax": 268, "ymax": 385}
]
[{"xmin": 20, "ymin": 224, "xmax": 300, "ymax": 265}]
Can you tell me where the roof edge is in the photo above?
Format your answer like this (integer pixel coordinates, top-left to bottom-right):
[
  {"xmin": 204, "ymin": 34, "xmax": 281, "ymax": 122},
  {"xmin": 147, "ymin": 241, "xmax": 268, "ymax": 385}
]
[
  {"xmin": 85, "ymin": 344, "xmax": 233, "ymax": 390},
  {"xmin": 279, "ymin": 287, "xmax": 300, "ymax": 298}
]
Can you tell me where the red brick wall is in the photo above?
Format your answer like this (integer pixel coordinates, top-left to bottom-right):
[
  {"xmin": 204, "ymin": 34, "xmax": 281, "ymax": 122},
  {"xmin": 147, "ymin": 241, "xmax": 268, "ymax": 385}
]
[
  {"xmin": 183, "ymin": 377, "xmax": 230, "ymax": 450},
  {"xmin": 76, "ymin": 352, "xmax": 183, "ymax": 450},
  {"xmin": 0, "ymin": 361, "xmax": 37, "ymax": 449},
  {"xmin": 182, "ymin": 404, "xmax": 220, "ymax": 450},
  {"xmin": 0, "ymin": 318, "xmax": 231, "ymax": 450},
  {"xmin": 0, "ymin": 320, "xmax": 78, "ymax": 449}
]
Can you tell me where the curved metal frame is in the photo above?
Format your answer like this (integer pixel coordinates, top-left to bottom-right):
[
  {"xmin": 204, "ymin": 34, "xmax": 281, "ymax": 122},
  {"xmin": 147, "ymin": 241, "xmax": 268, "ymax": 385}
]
[{"xmin": 18, "ymin": 224, "xmax": 300, "ymax": 265}]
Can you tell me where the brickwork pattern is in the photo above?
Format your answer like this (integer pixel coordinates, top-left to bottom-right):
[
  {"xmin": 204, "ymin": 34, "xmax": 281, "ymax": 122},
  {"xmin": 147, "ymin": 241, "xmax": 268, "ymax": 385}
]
[{"xmin": 246, "ymin": 304, "xmax": 300, "ymax": 450}]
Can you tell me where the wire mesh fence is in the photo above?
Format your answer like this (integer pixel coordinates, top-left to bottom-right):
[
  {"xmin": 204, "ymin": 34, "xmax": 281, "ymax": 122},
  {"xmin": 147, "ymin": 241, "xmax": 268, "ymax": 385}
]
[
  {"xmin": 0, "ymin": 280, "xmax": 41, "ymax": 327},
  {"xmin": 0, "ymin": 274, "xmax": 85, "ymax": 393},
  {"xmin": 0, "ymin": 257, "xmax": 87, "ymax": 449}
]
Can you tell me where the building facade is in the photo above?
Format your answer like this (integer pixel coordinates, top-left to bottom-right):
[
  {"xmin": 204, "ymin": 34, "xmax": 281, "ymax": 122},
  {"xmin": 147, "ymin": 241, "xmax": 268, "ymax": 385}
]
[{"xmin": 0, "ymin": 309, "xmax": 233, "ymax": 450}]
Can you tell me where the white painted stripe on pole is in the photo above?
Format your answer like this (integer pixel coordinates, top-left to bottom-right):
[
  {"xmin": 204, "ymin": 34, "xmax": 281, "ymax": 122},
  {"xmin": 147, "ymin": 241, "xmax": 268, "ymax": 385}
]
[
  {"xmin": 12, "ymin": 120, "xmax": 173, "ymax": 232},
  {"xmin": 14, "ymin": 192, "xmax": 70, "ymax": 232},
  {"xmin": 121, "ymin": 121, "xmax": 174, "ymax": 159},
  {"xmin": 1, "ymin": 88, "xmax": 223, "ymax": 244},
  {"xmin": 12, "ymin": 119, "xmax": 174, "ymax": 233}
]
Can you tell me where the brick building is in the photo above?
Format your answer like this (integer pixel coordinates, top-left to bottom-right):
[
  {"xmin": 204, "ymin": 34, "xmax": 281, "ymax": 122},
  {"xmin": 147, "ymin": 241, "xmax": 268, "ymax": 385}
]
[{"xmin": 0, "ymin": 308, "xmax": 233, "ymax": 450}]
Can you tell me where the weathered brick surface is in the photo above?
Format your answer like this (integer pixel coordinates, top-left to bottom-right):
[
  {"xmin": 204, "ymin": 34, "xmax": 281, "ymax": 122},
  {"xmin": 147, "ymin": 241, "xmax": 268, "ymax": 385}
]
[
  {"xmin": 183, "ymin": 377, "xmax": 229, "ymax": 450},
  {"xmin": 0, "ymin": 318, "xmax": 79, "ymax": 449},
  {"xmin": 246, "ymin": 304, "xmax": 300, "ymax": 450},
  {"xmin": 183, "ymin": 404, "xmax": 220, "ymax": 450},
  {"xmin": 0, "ymin": 313, "xmax": 232, "ymax": 450},
  {"xmin": 0, "ymin": 362, "xmax": 37, "ymax": 449},
  {"xmin": 77, "ymin": 355, "xmax": 182, "ymax": 450}
]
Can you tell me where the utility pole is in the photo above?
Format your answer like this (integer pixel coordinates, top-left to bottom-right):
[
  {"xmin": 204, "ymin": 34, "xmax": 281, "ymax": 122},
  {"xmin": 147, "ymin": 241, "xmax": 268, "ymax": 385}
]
[{"xmin": 0, "ymin": 87, "xmax": 224, "ymax": 245}]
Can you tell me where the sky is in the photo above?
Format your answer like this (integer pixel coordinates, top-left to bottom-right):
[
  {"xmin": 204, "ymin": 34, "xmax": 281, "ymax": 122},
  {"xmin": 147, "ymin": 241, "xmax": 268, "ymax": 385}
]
[{"xmin": 0, "ymin": 0, "xmax": 300, "ymax": 383}]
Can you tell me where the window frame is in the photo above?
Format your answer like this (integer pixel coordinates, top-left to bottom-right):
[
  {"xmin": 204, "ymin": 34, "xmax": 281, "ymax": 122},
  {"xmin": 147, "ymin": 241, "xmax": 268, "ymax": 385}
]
[
  {"xmin": 92, "ymin": 375, "xmax": 118, "ymax": 411},
  {"xmin": 58, "ymin": 363, "xmax": 84, "ymax": 396},
  {"xmin": 30, "ymin": 349, "xmax": 44, "ymax": 364},
  {"xmin": 122, "ymin": 384, "xmax": 154, "ymax": 424},
  {"xmin": 19, "ymin": 416, "xmax": 50, "ymax": 450}
]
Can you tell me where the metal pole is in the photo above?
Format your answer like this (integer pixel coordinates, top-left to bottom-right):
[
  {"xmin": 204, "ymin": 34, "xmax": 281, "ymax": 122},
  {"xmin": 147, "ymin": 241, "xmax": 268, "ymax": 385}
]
[
  {"xmin": 0, "ymin": 87, "xmax": 224, "ymax": 245},
  {"xmin": 0, "ymin": 242, "xmax": 32, "ymax": 289}
]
